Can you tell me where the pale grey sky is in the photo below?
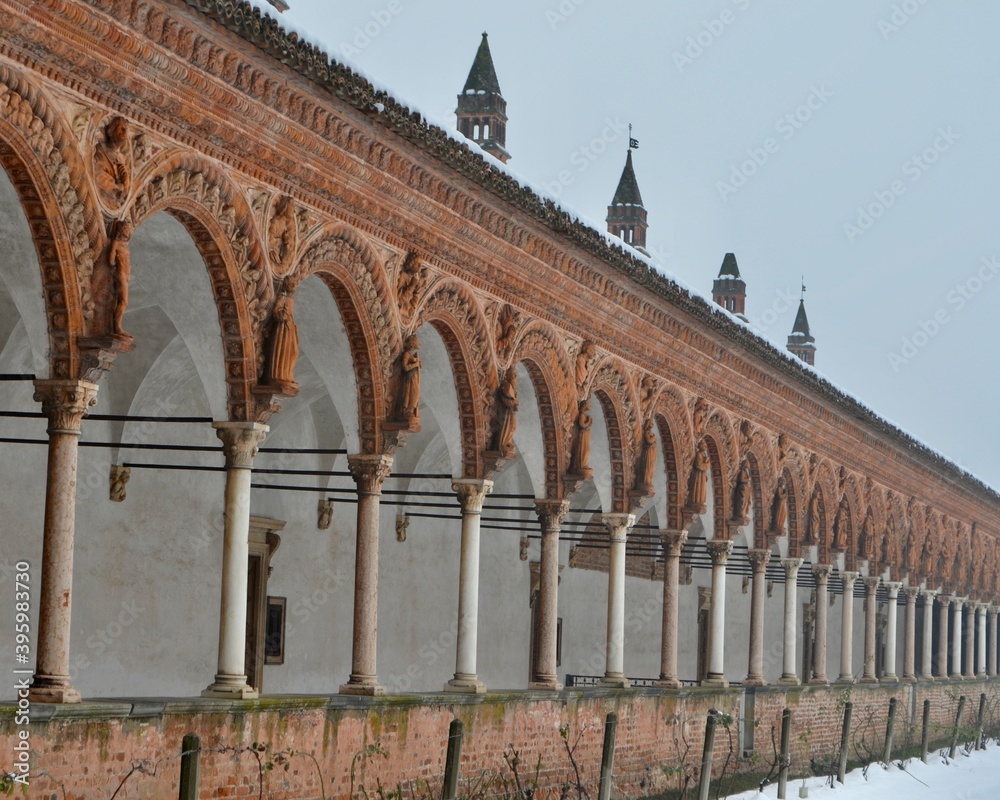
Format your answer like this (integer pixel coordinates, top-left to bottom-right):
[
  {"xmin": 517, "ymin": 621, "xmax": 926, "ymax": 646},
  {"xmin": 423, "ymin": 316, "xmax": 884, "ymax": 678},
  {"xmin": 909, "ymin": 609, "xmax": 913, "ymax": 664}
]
[{"xmin": 274, "ymin": 0, "xmax": 1000, "ymax": 489}]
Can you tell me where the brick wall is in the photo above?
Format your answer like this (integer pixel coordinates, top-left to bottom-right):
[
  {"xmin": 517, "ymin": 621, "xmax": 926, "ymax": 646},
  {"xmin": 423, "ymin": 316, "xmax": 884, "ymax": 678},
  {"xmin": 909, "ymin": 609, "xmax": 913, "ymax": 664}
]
[{"xmin": 4, "ymin": 681, "xmax": 999, "ymax": 799}]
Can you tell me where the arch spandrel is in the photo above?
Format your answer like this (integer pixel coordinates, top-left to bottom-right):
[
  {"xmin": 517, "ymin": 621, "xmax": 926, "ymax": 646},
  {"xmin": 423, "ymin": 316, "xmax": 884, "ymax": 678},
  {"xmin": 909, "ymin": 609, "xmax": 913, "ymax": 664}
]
[
  {"xmin": 411, "ymin": 279, "xmax": 495, "ymax": 478},
  {"xmin": 0, "ymin": 68, "xmax": 105, "ymax": 379},
  {"xmin": 298, "ymin": 223, "xmax": 399, "ymax": 455},
  {"xmin": 129, "ymin": 161, "xmax": 265, "ymax": 421},
  {"xmin": 589, "ymin": 356, "xmax": 639, "ymax": 514},
  {"xmin": 510, "ymin": 320, "xmax": 575, "ymax": 499}
]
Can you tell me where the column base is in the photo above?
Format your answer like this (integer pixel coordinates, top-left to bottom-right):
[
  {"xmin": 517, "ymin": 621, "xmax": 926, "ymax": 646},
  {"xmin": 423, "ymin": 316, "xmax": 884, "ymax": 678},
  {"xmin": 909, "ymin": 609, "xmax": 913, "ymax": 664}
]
[
  {"xmin": 528, "ymin": 678, "xmax": 563, "ymax": 691},
  {"xmin": 340, "ymin": 678, "xmax": 387, "ymax": 696},
  {"xmin": 202, "ymin": 674, "xmax": 258, "ymax": 700},
  {"xmin": 701, "ymin": 674, "xmax": 727, "ymax": 688},
  {"xmin": 599, "ymin": 675, "xmax": 631, "ymax": 689},
  {"xmin": 445, "ymin": 675, "xmax": 487, "ymax": 694},
  {"xmin": 27, "ymin": 676, "xmax": 81, "ymax": 704},
  {"xmin": 836, "ymin": 675, "xmax": 855, "ymax": 684},
  {"xmin": 808, "ymin": 677, "xmax": 829, "ymax": 686},
  {"xmin": 858, "ymin": 675, "xmax": 879, "ymax": 684},
  {"xmin": 777, "ymin": 674, "xmax": 800, "ymax": 686},
  {"xmin": 881, "ymin": 674, "xmax": 898, "ymax": 683},
  {"xmin": 743, "ymin": 677, "xmax": 766, "ymax": 688},
  {"xmin": 902, "ymin": 675, "xmax": 917, "ymax": 684},
  {"xmin": 655, "ymin": 677, "xmax": 683, "ymax": 689}
]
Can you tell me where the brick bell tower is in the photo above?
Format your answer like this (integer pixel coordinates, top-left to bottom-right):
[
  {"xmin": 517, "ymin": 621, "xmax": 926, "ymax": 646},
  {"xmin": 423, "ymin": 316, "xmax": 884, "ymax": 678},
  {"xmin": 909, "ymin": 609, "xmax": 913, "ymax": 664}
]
[
  {"xmin": 606, "ymin": 147, "xmax": 648, "ymax": 254},
  {"xmin": 456, "ymin": 33, "xmax": 510, "ymax": 163},
  {"xmin": 787, "ymin": 286, "xmax": 816, "ymax": 365},
  {"xmin": 712, "ymin": 252, "xmax": 747, "ymax": 322}
]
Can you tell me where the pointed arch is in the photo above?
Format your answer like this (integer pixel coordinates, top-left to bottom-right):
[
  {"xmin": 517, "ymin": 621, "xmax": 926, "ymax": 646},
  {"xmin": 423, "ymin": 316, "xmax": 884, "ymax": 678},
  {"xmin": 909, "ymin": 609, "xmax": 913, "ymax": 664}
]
[
  {"xmin": 651, "ymin": 384, "xmax": 695, "ymax": 531},
  {"xmin": 298, "ymin": 222, "xmax": 399, "ymax": 454},
  {"xmin": 589, "ymin": 356, "xmax": 639, "ymax": 514},
  {"xmin": 700, "ymin": 409, "xmax": 736, "ymax": 535},
  {"xmin": 412, "ymin": 279, "xmax": 494, "ymax": 477},
  {"xmin": 781, "ymin": 446, "xmax": 809, "ymax": 554}
]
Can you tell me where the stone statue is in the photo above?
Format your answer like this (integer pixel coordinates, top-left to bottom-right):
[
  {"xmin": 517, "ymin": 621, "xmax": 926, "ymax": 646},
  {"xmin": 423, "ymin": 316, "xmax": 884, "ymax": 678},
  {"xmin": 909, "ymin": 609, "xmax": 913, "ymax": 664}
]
[
  {"xmin": 692, "ymin": 398, "xmax": 708, "ymax": 435},
  {"xmin": 109, "ymin": 464, "xmax": 130, "ymax": 503},
  {"xmin": 491, "ymin": 366, "xmax": 519, "ymax": 454},
  {"xmin": 770, "ymin": 476, "xmax": 788, "ymax": 534},
  {"xmin": 396, "ymin": 252, "xmax": 427, "ymax": 320},
  {"xmin": 575, "ymin": 341, "xmax": 596, "ymax": 393},
  {"xmin": 569, "ymin": 398, "xmax": 593, "ymax": 476},
  {"xmin": 317, "ymin": 498, "xmax": 334, "ymax": 530},
  {"xmin": 108, "ymin": 218, "xmax": 133, "ymax": 338},
  {"xmin": 265, "ymin": 277, "xmax": 299, "ymax": 389},
  {"xmin": 732, "ymin": 460, "xmax": 752, "ymax": 523},
  {"xmin": 831, "ymin": 496, "xmax": 848, "ymax": 550},
  {"xmin": 857, "ymin": 515, "xmax": 873, "ymax": 559},
  {"xmin": 687, "ymin": 439, "xmax": 710, "ymax": 511},
  {"xmin": 805, "ymin": 489, "xmax": 821, "ymax": 543},
  {"xmin": 395, "ymin": 513, "xmax": 409, "ymax": 542},
  {"xmin": 392, "ymin": 334, "xmax": 421, "ymax": 424},
  {"xmin": 633, "ymin": 418, "xmax": 657, "ymax": 493},
  {"xmin": 267, "ymin": 195, "xmax": 298, "ymax": 274},
  {"xmin": 94, "ymin": 116, "xmax": 132, "ymax": 209}
]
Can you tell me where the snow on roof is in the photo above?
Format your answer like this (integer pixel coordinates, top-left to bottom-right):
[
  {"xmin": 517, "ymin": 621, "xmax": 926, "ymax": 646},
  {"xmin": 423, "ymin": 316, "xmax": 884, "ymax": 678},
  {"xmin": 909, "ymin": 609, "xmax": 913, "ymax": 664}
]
[{"xmin": 229, "ymin": 0, "xmax": 996, "ymax": 502}]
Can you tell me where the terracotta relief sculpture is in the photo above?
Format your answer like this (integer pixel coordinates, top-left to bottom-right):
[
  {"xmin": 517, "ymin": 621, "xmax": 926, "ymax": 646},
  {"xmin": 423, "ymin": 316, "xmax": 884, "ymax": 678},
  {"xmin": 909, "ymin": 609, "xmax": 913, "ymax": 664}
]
[
  {"xmin": 692, "ymin": 398, "xmax": 708, "ymax": 436},
  {"xmin": 495, "ymin": 304, "xmax": 517, "ymax": 362},
  {"xmin": 391, "ymin": 334, "xmax": 421, "ymax": 426},
  {"xmin": 831, "ymin": 497, "xmax": 848, "ymax": 550},
  {"xmin": 568, "ymin": 398, "xmax": 593, "ymax": 477},
  {"xmin": 633, "ymin": 418, "xmax": 657, "ymax": 494},
  {"xmin": 264, "ymin": 277, "xmax": 300, "ymax": 391},
  {"xmin": 267, "ymin": 195, "xmax": 298, "ymax": 275},
  {"xmin": 490, "ymin": 366, "xmax": 519, "ymax": 455},
  {"xmin": 109, "ymin": 464, "xmax": 130, "ymax": 502},
  {"xmin": 317, "ymin": 498, "xmax": 334, "ymax": 530},
  {"xmin": 574, "ymin": 341, "xmax": 596, "ymax": 394},
  {"xmin": 805, "ymin": 489, "xmax": 821, "ymax": 543},
  {"xmin": 108, "ymin": 218, "xmax": 133, "ymax": 338},
  {"xmin": 731, "ymin": 460, "xmax": 751, "ymax": 523},
  {"xmin": 396, "ymin": 252, "xmax": 427, "ymax": 321},
  {"xmin": 94, "ymin": 116, "xmax": 132, "ymax": 210},
  {"xmin": 687, "ymin": 439, "xmax": 710, "ymax": 511},
  {"xmin": 770, "ymin": 476, "xmax": 788, "ymax": 534}
]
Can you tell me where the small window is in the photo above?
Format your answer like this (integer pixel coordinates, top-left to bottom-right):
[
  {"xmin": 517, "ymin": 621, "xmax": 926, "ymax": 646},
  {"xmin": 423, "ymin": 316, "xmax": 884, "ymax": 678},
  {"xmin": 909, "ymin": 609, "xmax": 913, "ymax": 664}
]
[{"xmin": 265, "ymin": 596, "xmax": 286, "ymax": 664}]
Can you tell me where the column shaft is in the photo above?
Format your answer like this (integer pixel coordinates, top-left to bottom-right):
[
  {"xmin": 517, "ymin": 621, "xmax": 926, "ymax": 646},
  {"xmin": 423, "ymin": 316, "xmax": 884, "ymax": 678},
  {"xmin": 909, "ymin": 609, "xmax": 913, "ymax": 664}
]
[
  {"xmin": 600, "ymin": 514, "xmax": 635, "ymax": 687},
  {"xmin": 860, "ymin": 576, "xmax": 879, "ymax": 683},
  {"xmin": 28, "ymin": 380, "xmax": 99, "ymax": 704},
  {"xmin": 531, "ymin": 500, "xmax": 568, "ymax": 690},
  {"xmin": 963, "ymin": 602, "xmax": 975, "ymax": 678},
  {"xmin": 655, "ymin": 530, "xmax": 688, "ymax": 688},
  {"xmin": 744, "ymin": 549, "xmax": 770, "ymax": 686},
  {"xmin": 446, "ymin": 479, "xmax": 493, "ymax": 693},
  {"xmin": 977, "ymin": 605, "xmax": 987, "ymax": 678},
  {"xmin": 839, "ymin": 572, "xmax": 858, "ymax": 683},
  {"xmin": 810, "ymin": 566, "xmax": 831, "ymax": 684},
  {"xmin": 903, "ymin": 588, "xmax": 919, "ymax": 682},
  {"xmin": 989, "ymin": 607, "xmax": 998, "ymax": 678},
  {"xmin": 883, "ymin": 583, "xmax": 900, "ymax": 682},
  {"xmin": 779, "ymin": 559, "xmax": 803, "ymax": 685},
  {"xmin": 951, "ymin": 600, "xmax": 963, "ymax": 678},
  {"xmin": 921, "ymin": 592, "xmax": 936, "ymax": 679},
  {"xmin": 937, "ymin": 597, "xmax": 951, "ymax": 679},
  {"xmin": 703, "ymin": 540, "xmax": 733, "ymax": 687},
  {"xmin": 204, "ymin": 421, "xmax": 268, "ymax": 699}
]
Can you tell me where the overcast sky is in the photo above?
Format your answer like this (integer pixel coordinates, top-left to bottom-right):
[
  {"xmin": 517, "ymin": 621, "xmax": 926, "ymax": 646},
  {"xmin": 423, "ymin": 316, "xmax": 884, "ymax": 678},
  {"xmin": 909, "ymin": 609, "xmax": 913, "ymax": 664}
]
[{"xmin": 270, "ymin": 0, "xmax": 1000, "ymax": 490}]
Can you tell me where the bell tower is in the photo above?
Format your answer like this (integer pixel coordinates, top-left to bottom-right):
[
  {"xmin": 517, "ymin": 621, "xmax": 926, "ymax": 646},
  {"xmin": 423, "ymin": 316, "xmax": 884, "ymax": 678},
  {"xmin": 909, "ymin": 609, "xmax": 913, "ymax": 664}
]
[
  {"xmin": 456, "ymin": 33, "xmax": 510, "ymax": 163},
  {"xmin": 712, "ymin": 253, "xmax": 747, "ymax": 321},
  {"xmin": 787, "ymin": 283, "xmax": 816, "ymax": 365},
  {"xmin": 606, "ymin": 147, "xmax": 648, "ymax": 253}
]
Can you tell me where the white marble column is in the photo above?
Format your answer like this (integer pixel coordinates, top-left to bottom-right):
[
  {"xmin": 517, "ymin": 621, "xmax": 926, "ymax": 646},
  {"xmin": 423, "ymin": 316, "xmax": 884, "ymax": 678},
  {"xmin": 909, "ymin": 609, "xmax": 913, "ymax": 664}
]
[
  {"xmin": 338, "ymin": 454, "xmax": 393, "ymax": 696},
  {"xmin": 921, "ymin": 591, "xmax": 936, "ymax": 679},
  {"xmin": 655, "ymin": 529, "xmax": 688, "ymax": 689},
  {"xmin": 883, "ymin": 582, "xmax": 901, "ymax": 682},
  {"xmin": 600, "ymin": 514, "xmax": 635, "ymax": 688},
  {"xmin": 977, "ymin": 604, "xmax": 987, "ymax": 678},
  {"xmin": 860, "ymin": 576, "xmax": 880, "ymax": 683},
  {"xmin": 445, "ymin": 479, "xmax": 493, "ymax": 693},
  {"xmin": 937, "ymin": 596, "xmax": 951, "ymax": 679},
  {"xmin": 779, "ymin": 558, "xmax": 803, "ymax": 685},
  {"xmin": 28, "ymin": 380, "xmax": 99, "ymax": 704},
  {"xmin": 203, "ymin": 421, "xmax": 268, "ymax": 699},
  {"xmin": 962, "ymin": 601, "xmax": 975, "ymax": 679},
  {"xmin": 838, "ymin": 571, "xmax": 859, "ymax": 683},
  {"xmin": 530, "ymin": 499, "xmax": 569, "ymax": 690},
  {"xmin": 744, "ymin": 548, "xmax": 770, "ymax": 687},
  {"xmin": 703, "ymin": 539, "xmax": 734, "ymax": 687},
  {"xmin": 951, "ymin": 598, "xmax": 964, "ymax": 678},
  {"xmin": 903, "ymin": 587, "xmax": 919, "ymax": 682},
  {"xmin": 811, "ymin": 565, "xmax": 831, "ymax": 685},
  {"xmin": 989, "ymin": 606, "xmax": 998, "ymax": 678}
]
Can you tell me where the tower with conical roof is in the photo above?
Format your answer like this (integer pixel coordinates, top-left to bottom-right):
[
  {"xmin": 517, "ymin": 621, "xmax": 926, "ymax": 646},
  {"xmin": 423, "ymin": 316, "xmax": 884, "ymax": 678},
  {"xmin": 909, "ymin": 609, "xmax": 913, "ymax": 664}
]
[
  {"xmin": 787, "ymin": 293, "xmax": 816, "ymax": 365},
  {"xmin": 712, "ymin": 253, "xmax": 747, "ymax": 321},
  {"xmin": 456, "ymin": 33, "xmax": 510, "ymax": 164},
  {"xmin": 606, "ymin": 149, "xmax": 648, "ymax": 252}
]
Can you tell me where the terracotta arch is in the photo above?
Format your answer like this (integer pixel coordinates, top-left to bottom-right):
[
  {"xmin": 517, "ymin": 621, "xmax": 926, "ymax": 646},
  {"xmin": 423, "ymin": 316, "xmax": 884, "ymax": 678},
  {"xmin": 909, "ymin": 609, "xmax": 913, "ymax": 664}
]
[
  {"xmin": 589, "ymin": 356, "xmax": 639, "ymax": 514},
  {"xmin": 782, "ymin": 446, "xmax": 810, "ymax": 554},
  {"xmin": 510, "ymin": 320, "xmax": 575, "ymax": 499},
  {"xmin": 129, "ymin": 160, "xmax": 264, "ymax": 421},
  {"xmin": 412, "ymin": 279, "xmax": 495, "ymax": 478},
  {"xmin": 651, "ymin": 384, "xmax": 695, "ymax": 531},
  {"xmin": 741, "ymin": 429, "xmax": 778, "ymax": 548},
  {"xmin": 0, "ymin": 67, "xmax": 105, "ymax": 379},
  {"xmin": 699, "ymin": 410, "xmax": 736, "ymax": 536},
  {"xmin": 298, "ymin": 222, "xmax": 399, "ymax": 454}
]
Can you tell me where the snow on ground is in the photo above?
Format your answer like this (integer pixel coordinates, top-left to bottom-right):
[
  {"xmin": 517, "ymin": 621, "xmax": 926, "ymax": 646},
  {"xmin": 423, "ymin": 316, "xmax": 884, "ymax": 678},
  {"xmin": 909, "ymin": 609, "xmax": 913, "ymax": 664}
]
[{"xmin": 731, "ymin": 745, "xmax": 1000, "ymax": 799}]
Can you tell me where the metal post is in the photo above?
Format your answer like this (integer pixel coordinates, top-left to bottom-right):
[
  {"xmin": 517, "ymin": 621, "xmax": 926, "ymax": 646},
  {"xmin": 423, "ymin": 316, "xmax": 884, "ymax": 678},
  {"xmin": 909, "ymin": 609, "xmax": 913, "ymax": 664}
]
[
  {"xmin": 697, "ymin": 711, "xmax": 718, "ymax": 800},
  {"xmin": 837, "ymin": 702, "xmax": 852, "ymax": 783},
  {"xmin": 598, "ymin": 712, "xmax": 618, "ymax": 800},
  {"xmin": 920, "ymin": 699, "xmax": 931, "ymax": 763},
  {"xmin": 882, "ymin": 697, "xmax": 897, "ymax": 764},
  {"xmin": 949, "ymin": 696, "xmax": 966, "ymax": 759},
  {"xmin": 443, "ymin": 719, "xmax": 463, "ymax": 800},
  {"xmin": 179, "ymin": 733, "xmax": 201, "ymax": 800},
  {"xmin": 778, "ymin": 708, "xmax": 792, "ymax": 800}
]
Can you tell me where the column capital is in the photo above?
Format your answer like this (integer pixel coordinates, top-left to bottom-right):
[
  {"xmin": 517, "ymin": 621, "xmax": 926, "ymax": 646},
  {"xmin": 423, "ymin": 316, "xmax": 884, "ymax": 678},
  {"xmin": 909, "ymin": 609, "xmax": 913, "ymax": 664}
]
[
  {"xmin": 348, "ymin": 452, "xmax": 394, "ymax": 494},
  {"xmin": 33, "ymin": 379, "xmax": 99, "ymax": 434},
  {"xmin": 604, "ymin": 513, "xmax": 635, "ymax": 542},
  {"xmin": 534, "ymin": 499, "xmax": 570, "ymax": 532},
  {"xmin": 841, "ymin": 570, "xmax": 860, "ymax": 589},
  {"xmin": 953, "ymin": 597, "xmax": 966, "ymax": 611},
  {"xmin": 863, "ymin": 575, "xmax": 880, "ymax": 594},
  {"xmin": 904, "ymin": 586, "xmax": 920, "ymax": 602},
  {"xmin": 706, "ymin": 538, "xmax": 734, "ymax": 566},
  {"xmin": 660, "ymin": 529, "xmax": 689, "ymax": 557},
  {"xmin": 214, "ymin": 421, "xmax": 268, "ymax": 469},
  {"xmin": 781, "ymin": 557, "xmax": 804, "ymax": 574},
  {"xmin": 921, "ymin": 588, "xmax": 937, "ymax": 601},
  {"xmin": 939, "ymin": 594, "xmax": 953, "ymax": 606},
  {"xmin": 885, "ymin": 581, "xmax": 902, "ymax": 598},
  {"xmin": 747, "ymin": 548, "xmax": 771, "ymax": 572},
  {"xmin": 452, "ymin": 478, "xmax": 493, "ymax": 512},
  {"xmin": 812, "ymin": 563, "xmax": 833, "ymax": 582}
]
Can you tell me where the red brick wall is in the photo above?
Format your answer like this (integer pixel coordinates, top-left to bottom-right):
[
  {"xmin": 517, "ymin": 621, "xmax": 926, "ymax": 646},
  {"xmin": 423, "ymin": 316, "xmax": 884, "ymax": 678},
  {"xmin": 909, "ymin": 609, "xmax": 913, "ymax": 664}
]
[{"xmin": 4, "ymin": 681, "xmax": 999, "ymax": 799}]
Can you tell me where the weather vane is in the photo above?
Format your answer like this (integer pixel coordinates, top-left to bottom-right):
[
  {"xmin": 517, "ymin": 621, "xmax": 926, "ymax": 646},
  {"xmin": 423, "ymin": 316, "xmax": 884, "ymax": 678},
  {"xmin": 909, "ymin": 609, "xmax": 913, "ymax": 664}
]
[
  {"xmin": 629, "ymin": 124, "xmax": 639, "ymax": 151},
  {"xmin": 801, "ymin": 276, "xmax": 806, "ymax": 299}
]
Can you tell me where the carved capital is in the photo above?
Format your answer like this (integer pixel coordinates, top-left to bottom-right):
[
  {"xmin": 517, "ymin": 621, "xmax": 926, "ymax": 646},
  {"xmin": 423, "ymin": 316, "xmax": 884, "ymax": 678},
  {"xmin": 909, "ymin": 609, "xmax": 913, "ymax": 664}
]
[
  {"xmin": 885, "ymin": 581, "xmax": 902, "ymax": 598},
  {"xmin": 863, "ymin": 576, "xmax": 880, "ymax": 595},
  {"xmin": 706, "ymin": 539, "xmax": 733, "ymax": 566},
  {"xmin": 938, "ymin": 594, "xmax": 953, "ymax": 608},
  {"xmin": 840, "ymin": 571, "xmax": 860, "ymax": 592},
  {"xmin": 33, "ymin": 379, "xmax": 99, "ymax": 434},
  {"xmin": 904, "ymin": 587, "xmax": 920, "ymax": 604},
  {"xmin": 534, "ymin": 499, "xmax": 570, "ymax": 533},
  {"xmin": 604, "ymin": 513, "xmax": 635, "ymax": 543},
  {"xmin": 953, "ymin": 597, "xmax": 966, "ymax": 611},
  {"xmin": 812, "ymin": 564, "xmax": 833, "ymax": 586},
  {"xmin": 782, "ymin": 558, "xmax": 804, "ymax": 579},
  {"xmin": 452, "ymin": 479, "xmax": 493, "ymax": 513},
  {"xmin": 746, "ymin": 547, "xmax": 770, "ymax": 572},
  {"xmin": 660, "ymin": 529, "xmax": 689, "ymax": 558},
  {"xmin": 348, "ymin": 453, "xmax": 394, "ymax": 494},
  {"xmin": 214, "ymin": 422, "xmax": 268, "ymax": 469},
  {"xmin": 921, "ymin": 589, "xmax": 937, "ymax": 603}
]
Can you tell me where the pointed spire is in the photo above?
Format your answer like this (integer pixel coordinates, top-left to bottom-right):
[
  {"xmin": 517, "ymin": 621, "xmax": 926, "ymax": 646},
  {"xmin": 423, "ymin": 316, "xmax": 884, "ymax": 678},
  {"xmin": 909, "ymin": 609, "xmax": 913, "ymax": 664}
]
[
  {"xmin": 463, "ymin": 33, "xmax": 502, "ymax": 95},
  {"xmin": 791, "ymin": 299, "xmax": 812, "ymax": 337},
  {"xmin": 712, "ymin": 253, "xmax": 747, "ymax": 320},
  {"xmin": 718, "ymin": 252, "xmax": 741, "ymax": 279},
  {"xmin": 611, "ymin": 150, "xmax": 644, "ymax": 206},
  {"xmin": 787, "ymin": 294, "xmax": 816, "ymax": 366}
]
